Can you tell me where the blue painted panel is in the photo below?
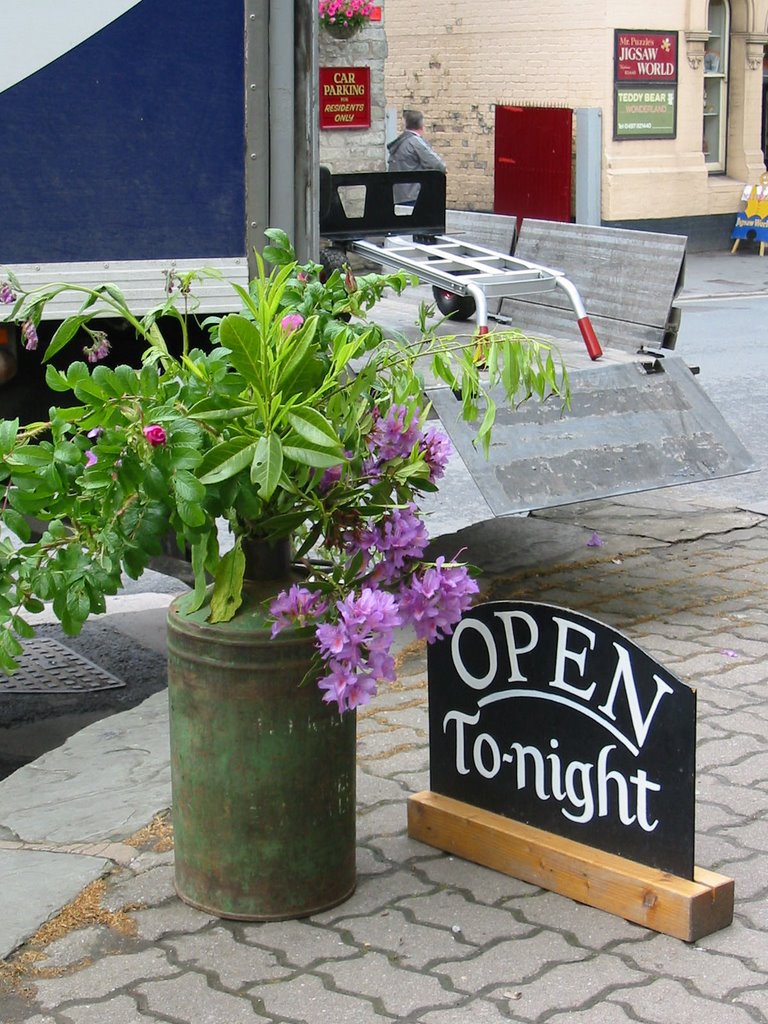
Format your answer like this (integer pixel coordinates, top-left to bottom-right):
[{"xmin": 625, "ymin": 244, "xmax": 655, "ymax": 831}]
[{"xmin": 1, "ymin": 0, "xmax": 245, "ymax": 263}]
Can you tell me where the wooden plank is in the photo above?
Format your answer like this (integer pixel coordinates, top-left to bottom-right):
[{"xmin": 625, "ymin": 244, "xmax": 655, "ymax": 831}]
[
  {"xmin": 514, "ymin": 220, "xmax": 687, "ymax": 331},
  {"xmin": 407, "ymin": 791, "xmax": 734, "ymax": 942},
  {"xmin": 494, "ymin": 299, "xmax": 665, "ymax": 352},
  {"xmin": 445, "ymin": 210, "xmax": 517, "ymax": 255}
]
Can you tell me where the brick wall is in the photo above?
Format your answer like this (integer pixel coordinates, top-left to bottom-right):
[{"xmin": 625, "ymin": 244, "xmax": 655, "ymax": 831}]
[{"xmin": 383, "ymin": 0, "xmax": 768, "ymax": 227}]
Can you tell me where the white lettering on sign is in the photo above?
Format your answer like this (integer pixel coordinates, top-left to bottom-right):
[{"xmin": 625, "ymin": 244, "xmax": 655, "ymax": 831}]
[
  {"xmin": 450, "ymin": 610, "xmax": 673, "ymax": 755},
  {"xmin": 442, "ymin": 607, "xmax": 677, "ymax": 833},
  {"xmin": 442, "ymin": 715, "xmax": 662, "ymax": 831}
]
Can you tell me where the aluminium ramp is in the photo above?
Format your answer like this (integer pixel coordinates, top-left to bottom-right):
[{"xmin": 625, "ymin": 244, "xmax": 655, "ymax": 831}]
[{"xmin": 426, "ymin": 354, "xmax": 754, "ymax": 516}]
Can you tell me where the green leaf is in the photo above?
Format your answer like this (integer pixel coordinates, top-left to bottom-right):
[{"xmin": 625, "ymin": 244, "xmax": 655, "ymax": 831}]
[
  {"xmin": 9, "ymin": 445, "xmax": 54, "ymax": 467},
  {"xmin": 73, "ymin": 377, "xmax": 110, "ymax": 406},
  {"xmin": 476, "ymin": 394, "xmax": 496, "ymax": 458},
  {"xmin": 198, "ymin": 438, "xmax": 259, "ymax": 485},
  {"xmin": 209, "ymin": 543, "xmax": 245, "ymax": 623},
  {"xmin": 65, "ymin": 584, "xmax": 90, "ymax": 625},
  {"xmin": 65, "ymin": 361, "xmax": 91, "ymax": 387},
  {"xmin": 11, "ymin": 615, "xmax": 36, "ymax": 640},
  {"xmin": 100, "ymin": 282, "xmax": 127, "ymax": 306},
  {"xmin": 53, "ymin": 441, "xmax": 83, "ymax": 466},
  {"xmin": 43, "ymin": 365, "xmax": 73, "ymax": 393},
  {"xmin": 1, "ymin": 509, "xmax": 31, "ymax": 542},
  {"xmin": 174, "ymin": 468, "xmax": 207, "ymax": 528},
  {"xmin": 0, "ymin": 629, "xmax": 24, "ymax": 660},
  {"xmin": 286, "ymin": 408, "xmax": 340, "ymax": 449},
  {"xmin": 42, "ymin": 316, "xmax": 89, "ymax": 363},
  {"xmin": 218, "ymin": 315, "xmax": 264, "ymax": 386},
  {"xmin": 142, "ymin": 463, "xmax": 170, "ymax": 501},
  {"xmin": 175, "ymin": 498, "xmax": 206, "ymax": 528},
  {"xmin": 250, "ymin": 433, "xmax": 283, "ymax": 500},
  {"xmin": 173, "ymin": 469, "xmax": 206, "ymax": 504},
  {"xmin": 282, "ymin": 443, "xmax": 344, "ymax": 469},
  {"xmin": 178, "ymin": 537, "xmax": 210, "ymax": 614},
  {"xmin": 187, "ymin": 404, "xmax": 259, "ymax": 422},
  {"xmin": 263, "ymin": 228, "xmax": 295, "ymax": 265},
  {"xmin": 0, "ymin": 418, "xmax": 20, "ymax": 454}
]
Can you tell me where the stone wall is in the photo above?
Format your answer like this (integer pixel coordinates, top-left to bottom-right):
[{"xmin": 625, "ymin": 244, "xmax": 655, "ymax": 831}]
[{"xmin": 318, "ymin": 17, "xmax": 389, "ymax": 173}]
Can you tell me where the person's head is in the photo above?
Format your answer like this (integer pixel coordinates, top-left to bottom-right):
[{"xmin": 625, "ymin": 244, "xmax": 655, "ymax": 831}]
[{"xmin": 404, "ymin": 110, "xmax": 424, "ymax": 132}]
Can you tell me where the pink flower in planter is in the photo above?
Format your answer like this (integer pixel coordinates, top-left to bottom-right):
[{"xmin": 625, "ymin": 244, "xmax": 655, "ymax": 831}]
[
  {"xmin": 143, "ymin": 424, "xmax": 167, "ymax": 447},
  {"xmin": 280, "ymin": 313, "xmax": 304, "ymax": 334}
]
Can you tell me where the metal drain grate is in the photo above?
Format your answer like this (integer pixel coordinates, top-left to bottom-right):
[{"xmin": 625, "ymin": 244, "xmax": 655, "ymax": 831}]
[{"xmin": 0, "ymin": 638, "xmax": 127, "ymax": 694}]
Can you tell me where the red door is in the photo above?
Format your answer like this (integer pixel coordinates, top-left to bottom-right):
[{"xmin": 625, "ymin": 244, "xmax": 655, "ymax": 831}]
[{"xmin": 494, "ymin": 106, "xmax": 573, "ymax": 221}]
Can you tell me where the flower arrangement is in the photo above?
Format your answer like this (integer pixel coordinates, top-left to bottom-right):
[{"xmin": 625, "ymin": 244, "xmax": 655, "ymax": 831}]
[
  {"xmin": 318, "ymin": 0, "xmax": 375, "ymax": 32},
  {"xmin": 0, "ymin": 231, "xmax": 567, "ymax": 712}
]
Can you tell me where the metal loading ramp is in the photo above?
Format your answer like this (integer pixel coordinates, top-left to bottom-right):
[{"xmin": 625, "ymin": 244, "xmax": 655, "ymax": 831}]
[
  {"xmin": 319, "ymin": 169, "xmax": 754, "ymax": 512},
  {"xmin": 426, "ymin": 352, "xmax": 754, "ymax": 516}
]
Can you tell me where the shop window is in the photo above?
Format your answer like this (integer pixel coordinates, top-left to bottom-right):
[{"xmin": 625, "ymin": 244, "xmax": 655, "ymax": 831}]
[{"xmin": 703, "ymin": 0, "xmax": 729, "ymax": 172}]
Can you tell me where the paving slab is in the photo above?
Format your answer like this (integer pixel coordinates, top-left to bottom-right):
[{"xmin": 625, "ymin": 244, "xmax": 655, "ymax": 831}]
[
  {"xmin": 0, "ymin": 849, "xmax": 110, "ymax": 960},
  {"xmin": 0, "ymin": 502, "xmax": 766, "ymax": 1020},
  {"xmin": 0, "ymin": 690, "xmax": 170, "ymax": 847}
]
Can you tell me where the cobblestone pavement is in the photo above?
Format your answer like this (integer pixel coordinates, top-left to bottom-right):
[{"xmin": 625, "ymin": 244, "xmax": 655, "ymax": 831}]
[{"xmin": 1, "ymin": 494, "xmax": 766, "ymax": 1023}]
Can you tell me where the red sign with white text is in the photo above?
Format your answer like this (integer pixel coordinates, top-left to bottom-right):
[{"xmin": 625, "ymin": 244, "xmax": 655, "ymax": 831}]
[
  {"xmin": 320, "ymin": 66, "xmax": 371, "ymax": 130},
  {"xmin": 615, "ymin": 30, "xmax": 678, "ymax": 82}
]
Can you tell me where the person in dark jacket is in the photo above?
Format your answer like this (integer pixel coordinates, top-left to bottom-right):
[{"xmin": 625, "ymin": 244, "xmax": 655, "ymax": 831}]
[{"xmin": 387, "ymin": 110, "xmax": 446, "ymax": 204}]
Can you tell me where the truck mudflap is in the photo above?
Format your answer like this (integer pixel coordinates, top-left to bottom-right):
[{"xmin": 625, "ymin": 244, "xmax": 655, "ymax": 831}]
[{"xmin": 426, "ymin": 355, "xmax": 754, "ymax": 515}]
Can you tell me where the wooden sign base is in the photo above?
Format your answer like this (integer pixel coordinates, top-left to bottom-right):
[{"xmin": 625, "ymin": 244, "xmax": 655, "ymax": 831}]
[{"xmin": 408, "ymin": 791, "xmax": 734, "ymax": 942}]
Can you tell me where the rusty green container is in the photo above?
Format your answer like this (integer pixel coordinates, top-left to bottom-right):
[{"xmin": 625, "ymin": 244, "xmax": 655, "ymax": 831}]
[{"xmin": 166, "ymin": 571, "xmax": 356, "ymax": 920}]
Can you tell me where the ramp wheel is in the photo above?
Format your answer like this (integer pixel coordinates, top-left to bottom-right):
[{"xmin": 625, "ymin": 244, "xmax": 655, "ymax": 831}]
[
  {"xmin": 432, "ymin": 286, "xmax": 476, "ymax": 322},
  {"xmin": 318, "ymin": 245, "xmax": 346, "ymax": 282}
]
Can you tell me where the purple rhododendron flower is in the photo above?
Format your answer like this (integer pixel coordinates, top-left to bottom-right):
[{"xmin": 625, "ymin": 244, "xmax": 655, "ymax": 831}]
[
  {"xmin": 370, "ymin": 504, "xmax": 429, "ymax": 583},
  {"xmin": 420, "ymin": 424, "xmax": 453, "ymax": 482},
  {"xmin": 143, "ymin": 424, "xmax": 167, "ymax": 447},
  {"xmin": 368, "ymin": 404, "xmax": 421, "ymax": 463},
  {"xmin": 270, "ymin": 585, "xmax": 330, "ymax": 638},
  {"xmin": 315, "ymin": 588, "xmax": 401, "ymax": 713},
  {"xmin": 318, "ymin": 666, "xmax": 378, "ymax": 711},
  {"xmin": 280, "ymin": 313, "xmax": 304, "ymax": 333},
  {"xmin": 21, "ymin": 320, "xmax": 38, "ymax": 351},
  {"xmin": 318, "ymin": 462, "xmax": 343, "ymax": 494},
  {"xmin": 398, "ymin": 557, "xmax": 479, "ymax": 642}
]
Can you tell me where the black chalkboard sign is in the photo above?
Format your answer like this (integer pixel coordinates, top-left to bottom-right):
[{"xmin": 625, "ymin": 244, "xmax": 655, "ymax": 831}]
[{"xmin": 428, "ymin": 601, "xmax": 696, "ymax": 878}]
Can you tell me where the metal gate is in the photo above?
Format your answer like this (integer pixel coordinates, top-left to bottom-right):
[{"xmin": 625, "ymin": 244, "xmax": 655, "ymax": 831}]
[{"xmin": 494, "ymin": 105, "xmax": 573, "ymax": 222}]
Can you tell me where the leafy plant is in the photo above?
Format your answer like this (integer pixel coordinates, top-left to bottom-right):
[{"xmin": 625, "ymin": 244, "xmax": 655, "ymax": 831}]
[{"xmin": 0, "ymin": 231, "xmax": 568, "ymax": 710}]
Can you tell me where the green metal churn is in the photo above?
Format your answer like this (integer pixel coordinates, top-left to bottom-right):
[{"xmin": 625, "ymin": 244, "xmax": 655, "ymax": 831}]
[{"xmin": 166, "ymin": 560, "xmax": 357, "ymax": 921}]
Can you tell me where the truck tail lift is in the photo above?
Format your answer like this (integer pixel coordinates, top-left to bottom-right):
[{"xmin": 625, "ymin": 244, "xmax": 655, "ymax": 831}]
[{"xmin": 319, "ymin": 169, "xmax": 754, "ymax": 517}]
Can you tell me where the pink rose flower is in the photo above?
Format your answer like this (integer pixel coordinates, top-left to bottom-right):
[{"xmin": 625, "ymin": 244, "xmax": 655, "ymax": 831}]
[
  {"xmin": 280, "ymin": 313, "xmax": 304, "ymax": 334},
  {"xmin": 143, "ymin": 424, "xmax": 167, "ymax": 447}
]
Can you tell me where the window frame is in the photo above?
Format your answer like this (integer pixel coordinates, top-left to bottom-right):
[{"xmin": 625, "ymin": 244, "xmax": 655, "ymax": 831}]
[{"xmin": 703, "ymin": 0, "xmax": 730, "ymax": 173}]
